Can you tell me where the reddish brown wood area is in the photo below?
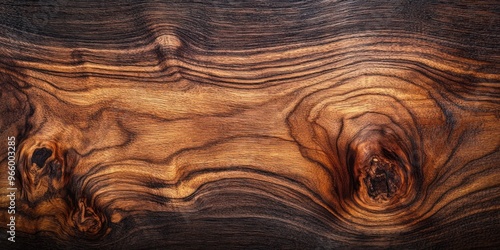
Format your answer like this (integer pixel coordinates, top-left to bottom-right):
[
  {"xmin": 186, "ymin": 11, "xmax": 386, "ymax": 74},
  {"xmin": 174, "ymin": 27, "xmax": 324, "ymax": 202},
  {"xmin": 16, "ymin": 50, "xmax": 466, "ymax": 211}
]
[{"xmin": 0, "ymin": 1, "xmax": 499, "ymax": 249}]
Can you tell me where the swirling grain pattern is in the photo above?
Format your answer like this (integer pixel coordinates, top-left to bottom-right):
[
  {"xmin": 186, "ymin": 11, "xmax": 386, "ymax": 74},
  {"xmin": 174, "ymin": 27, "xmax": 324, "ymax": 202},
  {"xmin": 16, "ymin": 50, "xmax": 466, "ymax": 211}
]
[{"xmin": 0, "ymin": 0, "xmax": 499, "ymax": 249}]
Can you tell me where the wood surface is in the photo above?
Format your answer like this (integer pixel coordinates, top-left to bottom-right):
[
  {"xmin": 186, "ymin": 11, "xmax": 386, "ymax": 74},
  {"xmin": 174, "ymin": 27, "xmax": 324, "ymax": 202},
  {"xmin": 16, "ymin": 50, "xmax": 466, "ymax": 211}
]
[{"xmin": 0, "ymin": 0, "xmax": 499, "ymax": 249}]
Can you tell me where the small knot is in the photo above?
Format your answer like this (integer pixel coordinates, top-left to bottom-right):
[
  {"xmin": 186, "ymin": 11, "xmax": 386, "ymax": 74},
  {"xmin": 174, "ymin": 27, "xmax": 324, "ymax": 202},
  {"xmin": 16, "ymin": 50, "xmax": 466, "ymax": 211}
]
[
  {"xmin": 364, "ymin": 156, "xmax": 400, "ymax": 202},
  {"xmin": 73, "ymin": 198, "xmax": 104, "ymax": 237},
  {"xmin": 156, "ymin": 34, "xmax": 182, "ymax": 51},
  {"xmin": 32, "ymin": 147, "xmax": 53, "ymax": 168}
]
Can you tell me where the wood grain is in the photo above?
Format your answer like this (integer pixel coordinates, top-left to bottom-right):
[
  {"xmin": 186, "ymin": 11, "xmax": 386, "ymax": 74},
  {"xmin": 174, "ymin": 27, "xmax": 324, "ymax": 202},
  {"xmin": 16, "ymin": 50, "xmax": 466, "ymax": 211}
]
[{"xmin": 1, "ymin": 0, "xmax": 499, "ymax": 249}]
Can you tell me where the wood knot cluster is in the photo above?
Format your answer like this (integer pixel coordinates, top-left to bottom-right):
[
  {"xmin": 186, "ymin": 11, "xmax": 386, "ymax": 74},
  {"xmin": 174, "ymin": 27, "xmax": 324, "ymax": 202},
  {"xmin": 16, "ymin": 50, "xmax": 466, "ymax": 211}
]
[{"xmin": 17, "ymin": 140, "xmax": 109, "ymax": 239}]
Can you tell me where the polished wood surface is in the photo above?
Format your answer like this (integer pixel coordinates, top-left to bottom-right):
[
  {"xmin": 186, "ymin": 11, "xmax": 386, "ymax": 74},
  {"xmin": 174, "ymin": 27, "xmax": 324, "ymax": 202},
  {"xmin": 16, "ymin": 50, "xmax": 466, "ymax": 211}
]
[{"xmin": 1, "ymin": 1, "xmax": 499, "ymax": 249}]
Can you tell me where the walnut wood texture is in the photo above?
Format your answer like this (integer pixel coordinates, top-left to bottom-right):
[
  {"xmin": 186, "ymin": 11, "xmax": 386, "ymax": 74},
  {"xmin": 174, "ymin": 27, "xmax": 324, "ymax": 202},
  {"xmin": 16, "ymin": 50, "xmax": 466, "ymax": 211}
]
[{"xmin": 1, "ymin": 1, "xmax": 499, "ymax": 249}]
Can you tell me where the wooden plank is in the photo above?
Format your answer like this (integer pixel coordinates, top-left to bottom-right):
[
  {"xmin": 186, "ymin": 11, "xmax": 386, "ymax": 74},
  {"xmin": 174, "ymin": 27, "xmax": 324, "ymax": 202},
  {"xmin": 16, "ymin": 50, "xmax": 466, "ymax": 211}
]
[{"xmin": 1, "ymin": 0, "xmax": 499, "ymax": 248}]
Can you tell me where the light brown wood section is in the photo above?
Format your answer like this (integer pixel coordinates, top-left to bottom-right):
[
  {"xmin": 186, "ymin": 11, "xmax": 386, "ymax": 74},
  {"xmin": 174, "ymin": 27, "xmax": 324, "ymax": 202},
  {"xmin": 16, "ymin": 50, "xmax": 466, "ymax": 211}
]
[{"xmin": 0, "ymin": 0, "xmax": 499, "ymax": 249}]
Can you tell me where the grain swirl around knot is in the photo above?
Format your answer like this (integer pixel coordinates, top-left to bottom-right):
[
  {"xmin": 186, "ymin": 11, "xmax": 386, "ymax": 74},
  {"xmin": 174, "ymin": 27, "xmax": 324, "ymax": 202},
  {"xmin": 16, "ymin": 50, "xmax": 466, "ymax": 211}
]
[
  {"xmin": 0, "ymin": 0, "xmax": 499, "ymax": 249},
  {"xmin": 288, "ymin": 70, "xmax": 427, "ymax": 224}
]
